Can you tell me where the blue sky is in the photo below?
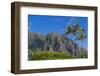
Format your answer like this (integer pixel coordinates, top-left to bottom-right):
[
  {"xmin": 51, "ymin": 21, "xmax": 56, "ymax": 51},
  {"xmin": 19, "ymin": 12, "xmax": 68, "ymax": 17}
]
[{"xmin": 28, "ymin": 15, "xmax": 88, "ymax": 49}]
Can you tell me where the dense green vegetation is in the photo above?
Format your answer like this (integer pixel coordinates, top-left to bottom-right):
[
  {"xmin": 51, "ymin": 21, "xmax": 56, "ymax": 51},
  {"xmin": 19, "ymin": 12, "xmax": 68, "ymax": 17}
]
[{"xmin": 32, "ymin": 51, "xmax": 73, "ymax": 60}]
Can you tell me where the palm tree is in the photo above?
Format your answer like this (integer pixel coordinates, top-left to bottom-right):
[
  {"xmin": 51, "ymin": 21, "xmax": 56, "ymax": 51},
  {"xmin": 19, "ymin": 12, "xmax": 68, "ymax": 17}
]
[
  {"xmin": 71, "ymin": 23, "xmax": 80, "ymax": 56},
  {"xmin": 65, "ymin": 24, "xmax": 87, "ymax": 57},
  {"xmin": 65, "ymin": 24, "xmax": 81, "ymax": 56},
  {"xmin": 65, "ymin": 25, "xmax": 73, "ymax": 55},
  {"xmin": 75, "ymin": 28, "xmax": 86, "ymax": 57}
]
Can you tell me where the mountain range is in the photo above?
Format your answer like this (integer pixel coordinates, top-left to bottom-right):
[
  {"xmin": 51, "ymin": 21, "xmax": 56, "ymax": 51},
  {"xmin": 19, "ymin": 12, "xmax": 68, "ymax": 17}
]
[{"xmin": 28, "ymin": 32, "xmax": 87, "ymax": 60}]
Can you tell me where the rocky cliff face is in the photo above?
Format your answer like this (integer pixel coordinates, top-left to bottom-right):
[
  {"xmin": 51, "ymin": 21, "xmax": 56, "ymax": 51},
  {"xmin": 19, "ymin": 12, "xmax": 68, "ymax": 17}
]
[{"xmin": 28, "ymin": 32, "xmax": 87, "ymax": 60}]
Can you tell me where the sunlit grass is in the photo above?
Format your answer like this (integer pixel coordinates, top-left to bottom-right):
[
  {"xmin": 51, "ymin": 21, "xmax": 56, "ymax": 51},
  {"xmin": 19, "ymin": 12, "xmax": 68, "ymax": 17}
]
[{"xmin": 32, "ymin": 51, "xmax": 73, "ymax": 60}]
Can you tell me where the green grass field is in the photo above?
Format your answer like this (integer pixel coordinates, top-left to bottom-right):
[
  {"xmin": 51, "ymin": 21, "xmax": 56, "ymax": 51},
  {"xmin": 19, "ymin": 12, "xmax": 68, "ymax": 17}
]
[{"xmin": 31, "ymin": 51, "xmax": 74, "ymax": 60}]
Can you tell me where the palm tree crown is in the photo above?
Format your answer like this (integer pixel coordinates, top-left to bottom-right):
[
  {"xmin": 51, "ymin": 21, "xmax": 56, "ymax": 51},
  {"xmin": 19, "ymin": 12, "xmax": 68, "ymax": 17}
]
[
  {"xmin": 65, "ymin": 25, "xmax": 72, "ymax": 35},
  {"xmin": 75, "ymin": 28, "xmax": 86, "ymax": 41}
]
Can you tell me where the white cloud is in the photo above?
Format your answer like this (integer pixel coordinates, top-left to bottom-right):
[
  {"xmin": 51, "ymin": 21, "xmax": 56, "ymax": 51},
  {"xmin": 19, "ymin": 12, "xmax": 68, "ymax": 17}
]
[{"xmin": 67, "ymin": 17, "xmax": 75, "ymax": 25}]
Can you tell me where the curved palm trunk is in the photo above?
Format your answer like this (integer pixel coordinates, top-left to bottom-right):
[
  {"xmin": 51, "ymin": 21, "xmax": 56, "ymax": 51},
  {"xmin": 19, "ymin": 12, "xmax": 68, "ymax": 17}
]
[
  {"xmin": 82, "ymin": 40, "xmax": 83, "ymax": 58},
  {"xmin": 78, "ymin": 40, "xmax": 79, "ymax": 57},
  {"xmin": 70, "ymin": 34, "xmax": 73, "ymax": 56},
  {"xmin": 69, "ymin": 34, "xmax": 72, "ymax": 55}
]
